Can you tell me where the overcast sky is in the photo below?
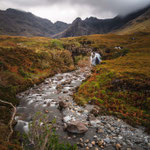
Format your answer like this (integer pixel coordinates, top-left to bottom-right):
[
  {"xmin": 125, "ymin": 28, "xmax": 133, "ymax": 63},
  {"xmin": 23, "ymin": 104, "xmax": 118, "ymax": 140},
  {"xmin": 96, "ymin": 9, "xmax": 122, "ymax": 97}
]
[{"xmin": 0, "ymin": 0, "xmax": 150, "ymax": 23}]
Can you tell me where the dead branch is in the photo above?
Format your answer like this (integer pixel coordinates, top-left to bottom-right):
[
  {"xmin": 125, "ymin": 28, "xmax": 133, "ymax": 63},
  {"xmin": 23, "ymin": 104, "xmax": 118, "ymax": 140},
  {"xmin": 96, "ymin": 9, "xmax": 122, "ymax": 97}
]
[{"xmin": 0, "ymin": 99, "xmax": 17, "ymax": 142}]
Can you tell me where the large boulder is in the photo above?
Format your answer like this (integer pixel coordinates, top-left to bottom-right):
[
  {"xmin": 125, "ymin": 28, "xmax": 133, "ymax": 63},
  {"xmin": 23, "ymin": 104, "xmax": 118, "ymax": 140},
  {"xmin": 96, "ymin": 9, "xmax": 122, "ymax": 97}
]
[{"xmin": 66, "ymin": 121, "xmax": 88, "ymax": 134}]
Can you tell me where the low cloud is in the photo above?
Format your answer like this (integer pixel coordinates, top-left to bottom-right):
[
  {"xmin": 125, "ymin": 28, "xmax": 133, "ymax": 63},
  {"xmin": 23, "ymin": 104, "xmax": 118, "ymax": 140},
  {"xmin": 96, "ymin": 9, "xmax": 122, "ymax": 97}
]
[{"xmin": 0, "ymin": 0, "xmax": 150, "ymax": 23}]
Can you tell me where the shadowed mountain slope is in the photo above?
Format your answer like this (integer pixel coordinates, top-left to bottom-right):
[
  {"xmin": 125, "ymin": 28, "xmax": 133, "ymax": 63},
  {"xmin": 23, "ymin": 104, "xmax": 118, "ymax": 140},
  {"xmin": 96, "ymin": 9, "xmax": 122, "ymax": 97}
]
[
  {"xmin": 0, "ymin": 8, "xmax": 70, "ymax": 37},
  {"xmin": 116, "ymin": 7, "xmax": 150, "ymax": 34},
  {"xmin": 54, "ymin": 6, "xmax": 150, "ymax": 38}
]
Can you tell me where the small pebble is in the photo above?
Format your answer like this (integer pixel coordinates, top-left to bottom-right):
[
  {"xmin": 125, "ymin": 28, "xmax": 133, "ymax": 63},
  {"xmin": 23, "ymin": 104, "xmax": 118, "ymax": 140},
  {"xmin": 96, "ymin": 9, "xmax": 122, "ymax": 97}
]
[
  {"xmin": 88, "ymin": 143, "xmax": 93, "ymax": 148},
  {"xmin": 104, "ymin": 138, "xmax": 110, "ymax": 143},
  {"xmin": 85, "ymin": 139, "xmax": 90, "ymax": 143},
  {"xmin": 98, "ymin": 140, "xmax": 104, "ymax": 147},
  {"xmin": 78, "ymin": 143, "xmax": 84, "ymax": 148},
  {"xmin": 97, "ymin": 128, "xmax": 104, "ymax": 133},
  {"xmin": 94, "ymin": 135, "xmax": 98, "ymax": 139},
  {"xmin": 45, "ymin": 110, "xmax": 48, "ymax": 113},
  {"xmin": 91, "ymin": 141, "xmax": 96, "ymax": 145},
  {"xmin": 80, "ymin": 138, "xmax": 83, "ymax": 142},
  {"xmin": 116, "ymin": 143, "xmax": 121, "ymax": 150}
]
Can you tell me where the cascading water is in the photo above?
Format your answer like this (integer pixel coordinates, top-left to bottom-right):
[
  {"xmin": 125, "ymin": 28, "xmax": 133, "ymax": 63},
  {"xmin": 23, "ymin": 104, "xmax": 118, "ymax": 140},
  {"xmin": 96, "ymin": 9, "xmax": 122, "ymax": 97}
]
[{"xmin": 90, "ymin": 52, "xmax": 101, "ymax": 66}]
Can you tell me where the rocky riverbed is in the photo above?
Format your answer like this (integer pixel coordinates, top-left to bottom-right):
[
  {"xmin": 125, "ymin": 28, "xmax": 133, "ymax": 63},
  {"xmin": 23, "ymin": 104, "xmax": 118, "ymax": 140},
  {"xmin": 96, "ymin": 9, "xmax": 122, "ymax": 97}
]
[{"xmin": 15, "ymin": 67, "xmax": 150, "ymax": 150}]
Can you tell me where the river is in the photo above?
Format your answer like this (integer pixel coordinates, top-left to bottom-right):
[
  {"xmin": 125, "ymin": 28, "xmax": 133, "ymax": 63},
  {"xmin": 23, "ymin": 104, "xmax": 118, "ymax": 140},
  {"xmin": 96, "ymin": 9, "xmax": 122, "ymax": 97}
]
[{"xmin": 15, "ymin": 66, "xmax": 150, "ymax": 150}]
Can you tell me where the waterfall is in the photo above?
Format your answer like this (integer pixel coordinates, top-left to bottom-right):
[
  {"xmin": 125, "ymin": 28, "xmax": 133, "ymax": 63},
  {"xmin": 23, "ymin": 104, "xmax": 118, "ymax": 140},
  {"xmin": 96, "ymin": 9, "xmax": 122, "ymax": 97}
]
[{"xmin": 90, "ymin": 52, "xmax": 101, "ymax": 66}]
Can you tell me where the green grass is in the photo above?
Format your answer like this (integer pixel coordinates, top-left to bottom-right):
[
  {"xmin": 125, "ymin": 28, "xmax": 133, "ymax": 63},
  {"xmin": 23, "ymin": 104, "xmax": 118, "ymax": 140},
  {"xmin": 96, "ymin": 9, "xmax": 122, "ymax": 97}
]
[
  {"xmin": 73, "ymin": 32, "xmax": 150, "ymax": 133},
  {"xmin": 0, "ymin": 35, "xmax": 75, "ymax": 149}
]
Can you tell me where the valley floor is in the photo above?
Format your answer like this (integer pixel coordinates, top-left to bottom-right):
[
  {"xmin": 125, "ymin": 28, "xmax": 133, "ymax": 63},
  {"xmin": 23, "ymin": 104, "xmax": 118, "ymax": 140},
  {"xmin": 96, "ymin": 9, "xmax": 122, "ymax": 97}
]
[
  {"xmin": 0, "ymin": 32, "xmax": 150, "ymax": 149},
  {"xmin": 15, "ymin": 67, "xmax": 150, "ymax": 150}
]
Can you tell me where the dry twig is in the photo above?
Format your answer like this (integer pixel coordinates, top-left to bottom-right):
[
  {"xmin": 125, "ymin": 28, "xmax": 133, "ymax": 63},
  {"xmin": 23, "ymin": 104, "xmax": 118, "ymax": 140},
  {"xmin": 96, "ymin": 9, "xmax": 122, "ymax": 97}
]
[{"xmin": 0, "ymin": 99, "xmax": 16, "ymax": 142}]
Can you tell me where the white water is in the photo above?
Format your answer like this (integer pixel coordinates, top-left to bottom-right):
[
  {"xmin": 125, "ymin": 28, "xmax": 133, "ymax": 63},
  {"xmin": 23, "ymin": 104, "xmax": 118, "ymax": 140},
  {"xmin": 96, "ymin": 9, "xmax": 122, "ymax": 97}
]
[{"xmin": 90, "ymin": 52, "xmax": 101, "ymax": 66}]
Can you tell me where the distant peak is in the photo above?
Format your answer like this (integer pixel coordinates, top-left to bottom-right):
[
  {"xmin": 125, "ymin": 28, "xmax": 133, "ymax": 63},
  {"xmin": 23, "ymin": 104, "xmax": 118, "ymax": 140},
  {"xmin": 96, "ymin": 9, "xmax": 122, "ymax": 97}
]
[
  {"xmin": 85, "ymin": 17, "xmax": 98, "ymax": 20},
  {"xmin": 6, "ymin": 8, "xmax": 32, "ymax": 15},
  {"xmin": 72, "ymin": 17, "xmax": 82, "ymax": 24},
  {"xmin": 55, "ymin": 21, "xmax": 67, "ymax": 25},
  {"xmin": 6, "ymin": 8, "xmax": 25, "ymax": 12}
]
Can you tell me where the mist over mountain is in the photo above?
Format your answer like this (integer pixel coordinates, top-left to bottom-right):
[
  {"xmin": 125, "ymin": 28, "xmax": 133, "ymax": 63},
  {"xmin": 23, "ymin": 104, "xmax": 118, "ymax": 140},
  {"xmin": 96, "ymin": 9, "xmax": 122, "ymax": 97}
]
[
  {"xmin": 54, "ymin": 5, "xmax": 150, "ymax": 38},
  {"xmin": 0, "ymin": 5, "xmax": 150, "ymax": 37}
]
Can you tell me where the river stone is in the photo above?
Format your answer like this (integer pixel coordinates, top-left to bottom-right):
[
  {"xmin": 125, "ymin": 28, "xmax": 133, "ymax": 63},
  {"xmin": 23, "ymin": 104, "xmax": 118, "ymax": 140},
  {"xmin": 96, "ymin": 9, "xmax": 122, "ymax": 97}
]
[
  {"xmin": 58, "ymin": 101, "xmax": 68, "ymax": 110},
  {"xmin": 66, "ymin": 121, "xmax": 88, "ymax": 134},
  {"xmin": 116, "ymin": 143, "xmax": 122, "ymax": 150},
  {"xmin": 63, "ymin": 116, "xmax": 72, "ymax": 122},
  {"xmin": 90, "ymin": 105, "xmax": 101, "ymax": 117},
  {"xmin": 104, "ymin": 138, "xmax": 110, "ymax": 143}
]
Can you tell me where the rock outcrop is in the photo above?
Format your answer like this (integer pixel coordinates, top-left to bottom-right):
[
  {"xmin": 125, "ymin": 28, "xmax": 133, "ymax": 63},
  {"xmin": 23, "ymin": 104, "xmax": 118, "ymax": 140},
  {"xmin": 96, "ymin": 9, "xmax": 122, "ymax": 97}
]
[{"xmin": 66, "ymin": 121, "xmax": 88, "ymax": 134}]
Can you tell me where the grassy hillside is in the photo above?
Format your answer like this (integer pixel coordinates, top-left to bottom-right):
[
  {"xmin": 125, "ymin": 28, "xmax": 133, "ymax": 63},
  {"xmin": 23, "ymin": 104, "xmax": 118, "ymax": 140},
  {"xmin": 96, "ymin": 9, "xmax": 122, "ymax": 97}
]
[
  {"xmin": 0, "ymin": 32, "xmax": 150, "ymax": 149},
  {"xmin": 72, "ymin": 32, "xmax": 150, "ymax": 132},
  {"xmin": 0, "ymin": 36, "xmax": 75, "ymax": 149},
  {"xmin": 116, "ymin": 9, "xmax": 150, "ymax": 35}
]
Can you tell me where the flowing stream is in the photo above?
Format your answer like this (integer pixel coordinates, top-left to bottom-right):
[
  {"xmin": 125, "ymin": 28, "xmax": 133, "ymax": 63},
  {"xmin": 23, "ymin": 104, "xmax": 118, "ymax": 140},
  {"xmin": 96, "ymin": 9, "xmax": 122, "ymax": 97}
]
[{"xmin": 15, "ymin": 64, "xmax": 150, "ymax": 149}]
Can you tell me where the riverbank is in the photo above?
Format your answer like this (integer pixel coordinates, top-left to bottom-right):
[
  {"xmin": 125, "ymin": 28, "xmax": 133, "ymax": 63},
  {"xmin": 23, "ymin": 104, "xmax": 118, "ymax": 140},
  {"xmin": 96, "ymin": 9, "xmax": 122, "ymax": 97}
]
[
  {"xmin": 0, "ymin": 36, "xmax": 75, "ymax": 149},
  {"xmin": 15, "ymin": 66, "xmax": 150, "ymax": 150}
]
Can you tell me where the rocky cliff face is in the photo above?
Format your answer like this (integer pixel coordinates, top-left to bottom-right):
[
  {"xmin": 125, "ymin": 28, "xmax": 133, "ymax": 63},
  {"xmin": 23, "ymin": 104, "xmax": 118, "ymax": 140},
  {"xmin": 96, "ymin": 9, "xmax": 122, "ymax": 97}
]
[
  {"xmin": 0, "ymin": 6, "xmax": 150, "ymax": 38},
  {"xmin": 0, "ymin": 8, "xmax": 70, "ymax": 37},
  {"xmin": 54, "ymin": 6, "xmax": 150, "ymax": 38}
]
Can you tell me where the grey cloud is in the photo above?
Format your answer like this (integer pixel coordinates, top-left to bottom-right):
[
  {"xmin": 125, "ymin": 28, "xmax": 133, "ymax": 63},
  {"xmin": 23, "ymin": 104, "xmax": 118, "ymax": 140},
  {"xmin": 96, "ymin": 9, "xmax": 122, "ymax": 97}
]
[{"xmin": 0, "ymin": 0, "xmax": 150, "ymax": 22}]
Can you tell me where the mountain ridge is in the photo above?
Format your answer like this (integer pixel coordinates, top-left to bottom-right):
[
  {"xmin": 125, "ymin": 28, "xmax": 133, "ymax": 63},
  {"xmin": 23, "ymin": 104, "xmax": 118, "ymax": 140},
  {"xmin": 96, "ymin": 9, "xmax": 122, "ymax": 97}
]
[
  {"xmin": 0, "ymin": 6, "xmax": 150, "ymax": 37},
  {"xmin": 0, "ymin": 8, "xmax": 70, "ymax": 37},
  {"xmin": 54, "ymin": 5, "xmax": 150, "ymax": 38}
]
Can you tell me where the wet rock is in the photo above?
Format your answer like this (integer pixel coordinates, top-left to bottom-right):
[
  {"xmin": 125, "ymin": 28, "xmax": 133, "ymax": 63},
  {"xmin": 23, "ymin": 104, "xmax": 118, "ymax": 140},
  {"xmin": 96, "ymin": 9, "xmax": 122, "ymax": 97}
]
[
  {"xmin": 104, "ymin": 137, "xmax": 110, "ymax": 143},
  {"xmin": 86, "ymin": 147, "xmax": 90, "ymax": 150},
  {"xmin": 66, "ymin": 121, "xmax": 88, "ymax": 134},
  {"xmin": 95, "ymin": 148, "xmax": 99, "ymax": 150},
  {"xmin": 85, "ymin": 139, "xmax": 89, "ymax": 143},
  {"xmin": 97, "ymin": 128, "xmax": 104, "ymax": 133},
  {"xmin": 110, "ymin": 127, "xmax": 115, "ymax": 131},
  {"xmin": 80, "ymin": 138, "xmax": 83, "ymax": 142},
  {"xmin": 57, "ymin": 76, "xmax": 63, "ymax": 81},
  {"xmin": 63, "ymin": 91, "xmax": 68, "ymax": 94},
  {"xmin": 93, "ymin": 135, "xmax": 98, "ymax": 139},
  {"xmin": 91, "ymin": 141, "xmax": 96, "ymax": 145},
  {"xmin": 87, "ymin": 114, "xmax": 96, "ymax": 121},
  {"xmin": 58, "ymin": 101, "xmax": 68, "ymax": 110},
  {"xmin": 45, "ymin": 110, "xmax": 49, "ymax": 113},
  {"xmin": 56, "ymin": 84, "xmax": 62, "ymax": 90},
  {"xmin": 98, "ymin": 140, "xmax": 105, "ymax": 147},
  {"xmin": 88, "ymin": 143, "xmax": 93, "ymax": 148},
  {"xmin": 90, "ymin": 119, "xmax": 101, "ymax": 127},
  {"xmin": 63, "ymin": 123, "xmax": 67, "ymax": 129},
  {"xmin": 63, "ymin": 116, "xmax": 72, "ymax": 123},
  {"xmin": 116, "ymin": 143, "xmax": 121, "ymax": 150},
  {"xmin": 90, "ymin": 106, "xmax": 100, "ymax": 117},
  {"xmin": 47, "ymin": 103, "xmax": 50, "ymax": 107},
  {"xmin": 77, "ymin": 142, "xmax": 84, "ymax": 148}
]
